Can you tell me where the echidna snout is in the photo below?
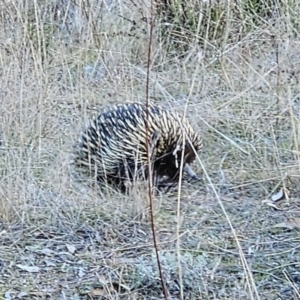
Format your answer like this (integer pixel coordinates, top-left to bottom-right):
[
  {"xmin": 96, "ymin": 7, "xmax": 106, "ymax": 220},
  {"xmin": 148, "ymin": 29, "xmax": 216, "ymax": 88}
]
[{"xmin": 184, "ymin": 163, "xmax": 200, "ymax": 180}]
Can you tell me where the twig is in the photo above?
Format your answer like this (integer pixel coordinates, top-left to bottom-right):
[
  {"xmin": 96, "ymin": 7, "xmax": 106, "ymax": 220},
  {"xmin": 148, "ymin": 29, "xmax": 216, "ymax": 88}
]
[{"xmin": 144, "ymin": 2, "xmax": 169, "ymax": 299}]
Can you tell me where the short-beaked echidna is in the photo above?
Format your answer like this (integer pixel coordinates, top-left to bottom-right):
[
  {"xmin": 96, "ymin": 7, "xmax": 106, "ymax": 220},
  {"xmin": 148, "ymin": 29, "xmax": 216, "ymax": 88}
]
[{"xmin": 73, "ymin": 102, "xmax": 202, "ymax": 190}]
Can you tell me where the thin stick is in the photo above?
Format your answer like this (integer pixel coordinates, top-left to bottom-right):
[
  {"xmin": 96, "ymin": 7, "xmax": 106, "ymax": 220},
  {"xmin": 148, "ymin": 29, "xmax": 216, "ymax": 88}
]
[{"xmin": 144, "ymin": 2, "xmax": 168, "ymax": 299}]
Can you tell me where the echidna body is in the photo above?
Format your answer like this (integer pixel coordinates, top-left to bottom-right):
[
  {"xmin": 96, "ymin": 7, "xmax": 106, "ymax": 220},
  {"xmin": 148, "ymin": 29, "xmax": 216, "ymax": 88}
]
[{"xmin": 73, "ymin": 103, "xmax": 202, "ymax": 190}]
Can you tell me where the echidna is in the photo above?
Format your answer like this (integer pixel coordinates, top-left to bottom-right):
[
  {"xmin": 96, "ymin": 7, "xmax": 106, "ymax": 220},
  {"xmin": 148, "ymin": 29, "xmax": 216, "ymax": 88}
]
[{"xmin": 73, "ymin": 102, "xmax": 202, "ymax": 191}]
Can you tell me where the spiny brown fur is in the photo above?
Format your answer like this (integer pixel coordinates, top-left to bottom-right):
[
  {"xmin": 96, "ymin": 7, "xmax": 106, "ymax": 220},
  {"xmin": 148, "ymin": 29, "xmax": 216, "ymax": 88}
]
[{"xmin": 72, "ymin": 102, "xmax": 202, "ymax": 191}]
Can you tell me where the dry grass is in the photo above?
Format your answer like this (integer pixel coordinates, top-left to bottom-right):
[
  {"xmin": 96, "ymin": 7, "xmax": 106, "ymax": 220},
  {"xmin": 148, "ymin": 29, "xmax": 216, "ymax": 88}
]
[{"xmin": 1, "ymin": 0, "xmax": 300, "ymax": 299}]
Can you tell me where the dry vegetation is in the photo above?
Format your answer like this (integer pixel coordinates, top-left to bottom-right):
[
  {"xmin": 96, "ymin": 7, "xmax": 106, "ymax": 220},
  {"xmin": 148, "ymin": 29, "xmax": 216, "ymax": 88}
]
[{"xmin": 1, "ymin": 0, "xmax": 300, "ymax": 299}]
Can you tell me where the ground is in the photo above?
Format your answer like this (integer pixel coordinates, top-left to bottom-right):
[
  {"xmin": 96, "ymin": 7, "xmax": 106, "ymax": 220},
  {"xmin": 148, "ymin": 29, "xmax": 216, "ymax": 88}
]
[{"xmin": 0, "ymin": 1, "xmax": 300, "ymax": 299}]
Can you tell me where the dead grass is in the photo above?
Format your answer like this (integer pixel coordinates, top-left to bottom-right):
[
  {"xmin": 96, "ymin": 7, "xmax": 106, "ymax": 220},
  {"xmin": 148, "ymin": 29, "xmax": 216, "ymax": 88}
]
[{"xmin": 0, "ymin": 0, "xmax": 300, "ymax": 299}]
